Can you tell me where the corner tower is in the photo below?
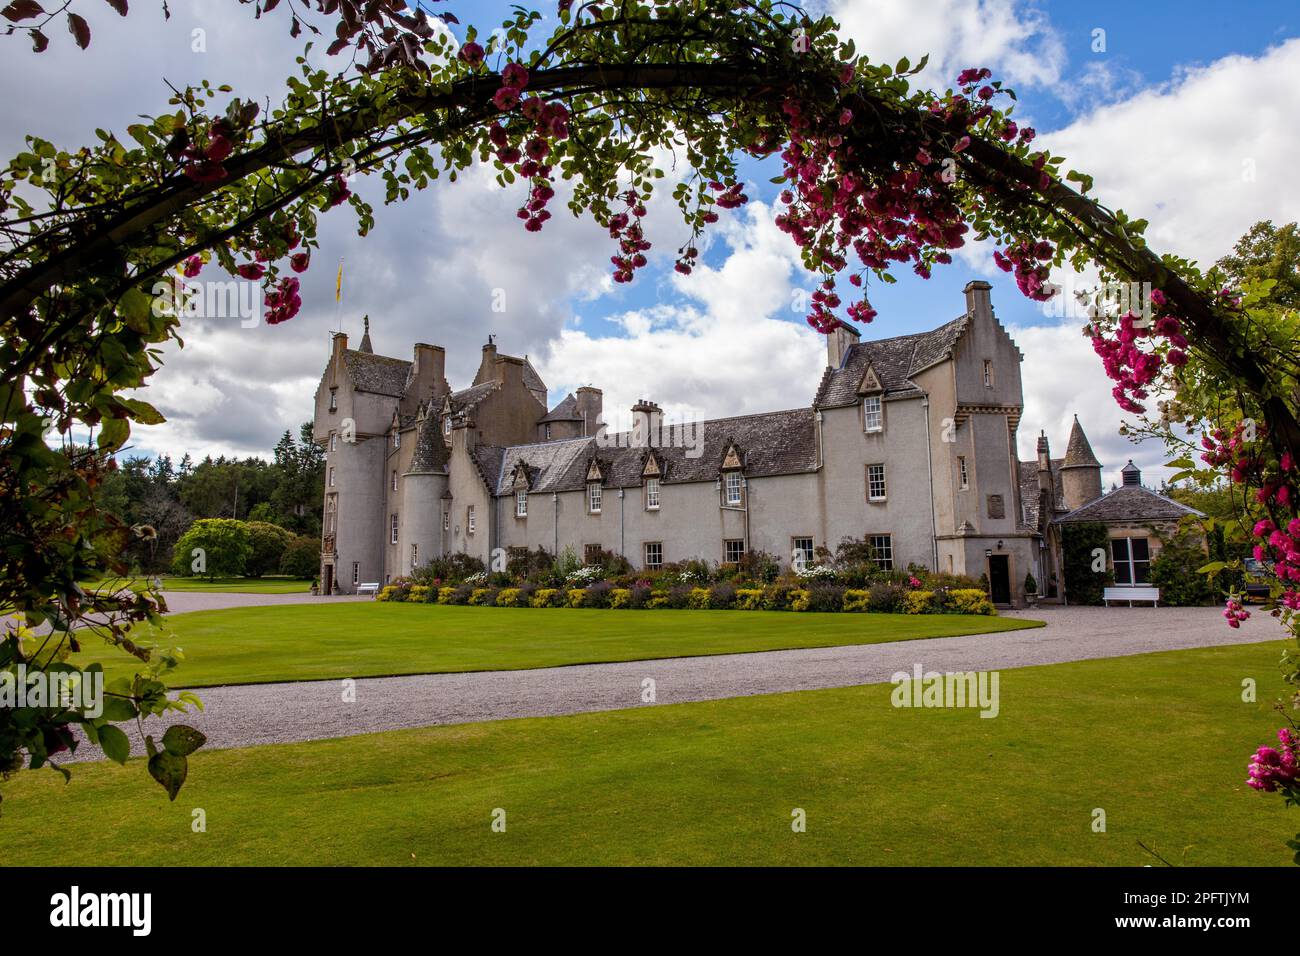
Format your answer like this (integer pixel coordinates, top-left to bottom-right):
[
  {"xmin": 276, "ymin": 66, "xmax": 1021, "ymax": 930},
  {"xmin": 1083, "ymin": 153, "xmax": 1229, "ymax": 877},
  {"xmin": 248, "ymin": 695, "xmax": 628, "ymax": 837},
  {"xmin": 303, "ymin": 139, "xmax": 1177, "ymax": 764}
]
[{"xmin": 1059, "ymin": 414, "xmax": 1102, "ymax": 510}]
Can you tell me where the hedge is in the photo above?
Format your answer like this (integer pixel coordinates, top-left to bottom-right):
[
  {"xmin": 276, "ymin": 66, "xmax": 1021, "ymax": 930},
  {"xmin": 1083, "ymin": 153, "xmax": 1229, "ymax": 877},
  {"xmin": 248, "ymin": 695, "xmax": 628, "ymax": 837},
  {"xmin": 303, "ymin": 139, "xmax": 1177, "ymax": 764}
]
[{"xmin": 376, "ymin": 581, "xmax": 995, "ymax": 615}]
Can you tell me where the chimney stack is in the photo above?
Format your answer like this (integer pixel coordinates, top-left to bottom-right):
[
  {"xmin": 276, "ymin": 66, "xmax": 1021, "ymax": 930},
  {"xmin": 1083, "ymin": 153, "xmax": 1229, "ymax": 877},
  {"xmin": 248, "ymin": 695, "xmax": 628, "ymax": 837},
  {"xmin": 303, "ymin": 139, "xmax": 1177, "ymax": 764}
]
[
  {"xmin": 576, "ymin": 386, "xmax": 603, "ymax": 437},
  {"xmin": 631, "ymin": 399, "xmax": 662, "ymax": 448},
  {"xmin": 963, "ymin": 280, "xmax": 993, "ymax": 318},
  {"xmin": 827, "ymin": 321, "xmax": 861, "ymax": 369}
]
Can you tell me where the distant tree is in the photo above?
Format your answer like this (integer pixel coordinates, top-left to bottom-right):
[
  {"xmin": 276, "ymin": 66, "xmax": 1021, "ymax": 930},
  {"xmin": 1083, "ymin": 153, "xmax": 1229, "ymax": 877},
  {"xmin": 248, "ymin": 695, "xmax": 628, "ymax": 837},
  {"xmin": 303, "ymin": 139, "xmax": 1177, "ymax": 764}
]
[
  {"xmin": 171, "ymin": 518, "xmax": 251, "ymax": 579},
  {"xmin": 279, "ymin": 536, "xmax": 320, "ymax": 580},
  {"xmin": 243, "ymin": 521, "xmax": 294, "ymax": 578},
  {"xmin": 1216, "ymin": 220, "xmax": 1300, "ymax": 310}
]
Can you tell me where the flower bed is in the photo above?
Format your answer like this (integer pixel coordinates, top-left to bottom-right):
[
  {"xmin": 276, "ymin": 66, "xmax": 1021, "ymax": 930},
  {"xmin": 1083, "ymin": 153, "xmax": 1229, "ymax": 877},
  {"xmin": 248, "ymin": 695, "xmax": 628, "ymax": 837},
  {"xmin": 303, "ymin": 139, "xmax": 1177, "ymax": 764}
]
[{"xmin": 377, "ymin": 580, "xmax": 994, "ymax": 615}]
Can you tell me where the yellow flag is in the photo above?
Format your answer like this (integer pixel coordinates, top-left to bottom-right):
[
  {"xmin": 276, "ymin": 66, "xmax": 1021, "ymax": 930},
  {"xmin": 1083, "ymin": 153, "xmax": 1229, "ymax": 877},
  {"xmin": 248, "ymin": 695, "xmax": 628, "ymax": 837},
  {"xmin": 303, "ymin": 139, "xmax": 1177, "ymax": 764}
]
[{"xmin": 335, "ymin": 259, "xmax": 344, "ymax": 303}]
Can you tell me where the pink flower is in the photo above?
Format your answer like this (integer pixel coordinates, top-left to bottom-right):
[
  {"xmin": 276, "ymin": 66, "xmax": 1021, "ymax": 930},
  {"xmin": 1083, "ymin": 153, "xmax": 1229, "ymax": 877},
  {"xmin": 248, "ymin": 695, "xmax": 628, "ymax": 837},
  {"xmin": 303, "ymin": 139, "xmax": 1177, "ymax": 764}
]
[
  {"xmin": 502, "ymin": 62, "xmax": 529, "ymax": 90},
  {"xmin": 457, "ymin": 41, "xmax": 484, "ymax": 65},
  {"xmin": 492, "ymin": 87, "xmax": 521, "ymax": 111},
  {"xmin": 183, "ymin": 255, "xmax": 203, "ymax": 278},
  {"xmin": 237, "ymin": 263, "xmax": 265, "ymax": 280},
  {"xmin": 838, "ymin": 108, "xmax": 853, "ymax": 126},
  {"xmin": 290, "ymin": 252, "xmax": 310, "ymax": 273}
]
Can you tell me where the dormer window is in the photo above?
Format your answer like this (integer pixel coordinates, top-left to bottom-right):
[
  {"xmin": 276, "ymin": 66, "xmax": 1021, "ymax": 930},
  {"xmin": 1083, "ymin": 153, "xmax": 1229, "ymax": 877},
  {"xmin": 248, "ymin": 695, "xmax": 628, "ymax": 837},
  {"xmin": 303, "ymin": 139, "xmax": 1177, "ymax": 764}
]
[
  {"xmin": 645, "ymin": 477, "xmax": 660, "ymax": 511},
  {"xmin": 443, "ymin": 417, "xmax": 452, "ymax": 436},
  {"xmin": 588, "ymin": 482, "xmax": 602, "ymax": 514},
  {"xmin": 393, "ymin": 432, "xmax": 401, "ymax": 448},
  {"xmin": 863, "ymin": 394, "xmax": 883, "ymax": 433},
  {"xmin": 516, "ymin": 490, "xmax": 528, "ymax": 517},
  {"xmin": 725, "ymin": 471, "xmax": 743, "ymax": 505}
]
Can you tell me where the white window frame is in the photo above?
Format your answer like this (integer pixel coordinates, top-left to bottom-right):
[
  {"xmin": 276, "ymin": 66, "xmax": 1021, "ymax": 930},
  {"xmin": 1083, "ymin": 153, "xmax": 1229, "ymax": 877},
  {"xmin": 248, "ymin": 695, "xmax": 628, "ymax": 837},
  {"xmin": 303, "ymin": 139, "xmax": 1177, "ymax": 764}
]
[
  {"xmin": 394, "ymin": 432, "xmax": 401, "ymax": 448},
  {"xmin": 390, "ymin": 513, "xmax": 398, "ymax": 545},
  {"xmin": 443, "ymin": 510, "xmax": 450, "ymax": 531},
  {"xmin": 411, "ymin": 543, "xmax": 418, "ymax": 569},
  {"xmin": 724, "ymin": 539, "xmax": 745, "ymax": 564},
  {"xmin": 467, "ymin": 505, "xmax": 476, "ymax": 535},
  {"xmin": 588, "ymin": 482, "xmax": 602, "ymax": 514},
  {"xmin": 792, "ymin": 537, "xmax": 814, "ymax": 566},
  {"xmin": 958, "ymin": 456, "xmax": 969, "ymax": 490},
  {"xmin": 443, "ymin": 417, "xmax": 452, "ymax": 436},
  {"xmin": 725, "ymin": 471, "xmax": 743, "ymax": 505},
  {"xmin": 868, "ymin": 534, "xmax": 893, "ymax": 570},
  {"xmin": 644, "ymin": 541, "xmax": 663, "ymax": 569},
  {"xmin": 329, "ymin": 433, "xmax": 337, "ymax": 452},
  {"xmin": 1111, "ymin": 537, "xmax": 1151, "ymax": 586},
  {"xmin": 391, "ymin": 469, "xmax": 398, "ymax": 492},
  {"xmin": 867, "ymin": 463, "xmax": 886, "ymax": 501},
  {"xmin": 516, "ymin": 490, "xmax": 528, "ymax": 517},
  {"xmin": 863, "ymin": 394, "xmax": 883, "ymax": 433},
  {"xmin": 645, "ymin": 477, "xmax": 660, "ymax": 510}
]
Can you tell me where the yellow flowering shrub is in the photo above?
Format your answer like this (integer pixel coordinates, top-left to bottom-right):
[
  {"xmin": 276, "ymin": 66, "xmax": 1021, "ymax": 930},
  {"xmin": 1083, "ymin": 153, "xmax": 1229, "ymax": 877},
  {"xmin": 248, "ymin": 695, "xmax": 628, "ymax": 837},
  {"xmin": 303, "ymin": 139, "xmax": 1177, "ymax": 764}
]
[
  {"xmin": 647, "ymin": 591, "xmax": 669, "ymax": 609},
  {"xmin": 789, "ymin": 589, "xmax": 811, "ymax": 611},
  {"xmin": 903, "ymin": 590, "xmax": 936, "ymax": 614},
  {"xmin": 496, "ymin": 588, "xmax": 522, "ymax": 607},
  {"xmin": 407, "ymin": 585, "xmax": 430, "ymax": 603},
  {"xmin": 377, "ymin": 585, "xmax": 399, "ymax": 602},
  {"xmin": 948, "ymin": 588, "xmax": 994, "ymax": 615},
  {"xmin": 610, "ymin": 588, "xmax": 632, "ymax": 608},
  {"xmin": 843, "ymin": 589, "xmax": 871, "ymax": 612},
  {"xmin": 567, "ymin": 588, "xmax": 586, "ymax": 608},
  {"xmin": 687, "ymin": 587, "xmax": 711, "ymax": 609},
  {"xmin": 734, "ymin": 588, "xmax": 764, "ymax": 610},
  {"xmin": 531, "ymin": 588, "xmax": 557, "ymax": 607},
  {"xmin": 469, "ymin": 588, "xmax": 494, "ymax": 606},
  {"xmin": 436, "ymin": 586, "xmax": 456, "ymax": 604}
]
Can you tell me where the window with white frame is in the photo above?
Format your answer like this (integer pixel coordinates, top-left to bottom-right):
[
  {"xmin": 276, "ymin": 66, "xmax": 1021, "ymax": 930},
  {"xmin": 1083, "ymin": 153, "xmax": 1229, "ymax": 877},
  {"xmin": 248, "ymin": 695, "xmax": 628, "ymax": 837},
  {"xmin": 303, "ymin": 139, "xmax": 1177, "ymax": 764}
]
[
  {"xmin": 411, "ymin": 544, "xmax": 418, "ymax": 569},
  {"xmin": 443, "ymin": 417, "xmax": 452, "ymax": 436},
  {"xmin": 958, "ymin": 456, "xmax": 969, "ymax": 490},
  {"xmin": 863, "ymin": 394, "xmax": 883, "ymax": 433},
  {"xmin": 352, "ymin": 562, "xmax": 359, "ymax": 585},
  {"xmin": 328, "ymin": 466, "xmax": 335, "ymax": 487},
  {"xmin": 644, "ymin": 541, "xmax": 663, "ymax": 569},
  {"xmin": 866, "ymin": 463, "xmax": 886, "ymax": 501},
  {"xmin": 725, "ymin": 471, "xmax": 743, "ymax": 505},
  {"xmin": 1111, "ymin": 537, "xmax": 1151, "ymax": 585},
  {"xmin": 390, "ymin": 513, "xmax": 398, "ymax": 544},
  {"xmin": 330, "ymin": 433, "xmax": 337, "ymax": 452},
  {"xmin": 394, "ymin": 432, "xmax": 401, "ymax": 448},
  {"xmin": 391, "ymin": 470, "xmax": 397, "ymax": 492},
  {"xmin": 516, "ymin": 490, "xmax": 528, "ymax": 517},
  {"xmin": 724, "ymin": 539, "xmax": 745, "ymax": 563},
  {"xmin": 792, "ymin": 537, "xmax": 814, "ymax": 566},
  {"xmin": 645, "ymin": 477, "xmax": 660, "ymax": 510},
  {"xmin": 443, "ymin": 510, "xmax": 449, "ymax": 531},
  {"xmin": 467, "ymin": 505, "xmax": 476, "ymax": 534},
  {"xmin": 868, "ymin": 534, "xmax": 893, "ymax": 570},
  {"xmin": 588, "ymin": 481, "xmax": 602, "ymax": 513}
]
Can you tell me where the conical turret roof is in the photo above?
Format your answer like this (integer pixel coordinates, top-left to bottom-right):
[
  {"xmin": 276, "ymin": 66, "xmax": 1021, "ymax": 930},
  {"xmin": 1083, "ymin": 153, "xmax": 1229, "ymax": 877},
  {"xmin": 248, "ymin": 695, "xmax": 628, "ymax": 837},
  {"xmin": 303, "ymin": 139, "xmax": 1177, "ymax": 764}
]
[{"xmin": 1061, "ymin": 414, "xmax": 1100, "ymax": 468}]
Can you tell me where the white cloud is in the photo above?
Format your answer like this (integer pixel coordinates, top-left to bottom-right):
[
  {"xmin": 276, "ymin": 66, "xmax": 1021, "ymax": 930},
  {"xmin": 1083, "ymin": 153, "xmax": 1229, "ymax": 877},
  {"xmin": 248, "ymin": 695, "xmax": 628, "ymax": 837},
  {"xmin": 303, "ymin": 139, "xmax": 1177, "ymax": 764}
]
[{"xmin": 826, "ymin": 0, "xmax": 1066, "ymax": 91}]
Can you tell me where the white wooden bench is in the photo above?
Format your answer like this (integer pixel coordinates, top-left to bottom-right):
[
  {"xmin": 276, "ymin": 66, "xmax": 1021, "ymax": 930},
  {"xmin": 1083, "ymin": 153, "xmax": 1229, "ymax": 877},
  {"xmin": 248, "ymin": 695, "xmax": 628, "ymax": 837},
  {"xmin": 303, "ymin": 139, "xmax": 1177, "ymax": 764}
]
[
  {"xmin": 1103, "ymin": 586, "xmax": 1159, "ymax": 607},
  {"xmin": 356, "ymin": 582, "xmax": 380, "ymax": 597}
]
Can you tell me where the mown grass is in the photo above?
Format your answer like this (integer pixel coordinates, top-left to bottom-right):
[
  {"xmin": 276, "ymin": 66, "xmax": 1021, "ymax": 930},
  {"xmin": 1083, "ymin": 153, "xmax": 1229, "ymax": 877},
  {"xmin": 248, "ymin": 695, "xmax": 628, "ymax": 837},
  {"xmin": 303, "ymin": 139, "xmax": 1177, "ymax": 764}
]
[
  {"xmin": 69, "ymin": 602, "xmax": 1042, "ymax": 687},
  {"xmin": 0, "ymin": 641, "xmax": 1290, "ymax": 866}
]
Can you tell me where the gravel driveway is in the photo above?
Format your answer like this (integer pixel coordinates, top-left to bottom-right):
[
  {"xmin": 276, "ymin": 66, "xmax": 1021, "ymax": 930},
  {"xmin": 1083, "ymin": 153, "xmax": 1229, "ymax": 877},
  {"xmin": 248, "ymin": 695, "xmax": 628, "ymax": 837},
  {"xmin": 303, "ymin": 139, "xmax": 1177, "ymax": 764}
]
[{"xmin": 68, "ymin": 604, "xmax": 1289, "ymax": 762}]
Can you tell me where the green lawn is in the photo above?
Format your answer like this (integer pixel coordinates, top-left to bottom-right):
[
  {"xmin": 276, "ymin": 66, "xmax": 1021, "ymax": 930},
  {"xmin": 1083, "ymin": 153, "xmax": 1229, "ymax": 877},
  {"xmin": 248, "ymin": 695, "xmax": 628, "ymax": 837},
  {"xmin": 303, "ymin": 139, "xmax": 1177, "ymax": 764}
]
[
  {"xmin": 0, "ymin": 640, "xmax": 1290, "ymax": 866},
  {"xmin": 73, "ymin": 603, "xmax": 1042, "ymax": 687},
  {"xmin": 83, "ymin": 576, "xmax": 312, "ymax": 594}
]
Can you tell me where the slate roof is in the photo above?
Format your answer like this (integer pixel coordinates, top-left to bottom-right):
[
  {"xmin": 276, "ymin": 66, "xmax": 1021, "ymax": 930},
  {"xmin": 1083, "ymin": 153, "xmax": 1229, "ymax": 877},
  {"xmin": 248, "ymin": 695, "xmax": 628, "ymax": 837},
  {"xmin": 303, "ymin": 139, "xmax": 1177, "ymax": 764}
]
[
  {"xmin": 448, "ymin": 381, "xmax": 498, "ymax": 415},
  {"xmin": 539, "ymin": 393, "xmax": 583, "ymax": 423},
  {"xmin": 1055, "ymin": 485, "xmax": 1202, "ymax": 524},
  {"xmin": 521, "ymin": 359, "xmax": 547, "ymax": 396},
  {"xmin": 342, "ymin": 350, "xmax": 411, "ymax": 397},
  {"xmin": 1017, "ymin": 459, "xmax": 1066, "ymax": 529},
  {"xmin": 471, "ymin": 407, "xmax": 819, "ymax": 495},
  {"xmin": 408, "ymin": 413, "xmax": 448, "ymax": 474},
  {"xmin": 1062, "ymin": 415, "xmax": 1101, "ymax": 467},
  {"xmin": 814, "ymin": 316, "xmax": 968, "ymax": 407}
]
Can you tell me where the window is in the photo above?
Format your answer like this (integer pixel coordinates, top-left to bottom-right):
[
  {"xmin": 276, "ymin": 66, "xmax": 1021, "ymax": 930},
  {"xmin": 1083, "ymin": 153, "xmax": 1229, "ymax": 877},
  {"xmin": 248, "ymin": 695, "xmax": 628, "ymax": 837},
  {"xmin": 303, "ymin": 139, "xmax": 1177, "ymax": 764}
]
[
  {"xmin": 588, "ymin": 481, "xmax": 602, "ymax": 513},
  {"xmin": 411, "ymin": 544, "xmax": 418, "ymax": 569},
  {"xmin": 390, "ymin": 513, "xmax": 398, "ymax": 544},
  {"xmin": 645, "ymin": 477, "xmax": 660, "ymax": 510},
  {"xmin": 724, "ymin": 539, "xmax": 745, "ymax": 564},
  {"xmin": 391, "ymin": 470, "xmax": 398, "ymax": 492},
  {"xmin": 863, "ymin": 394, "xmax": 883, "ymax": 433},
  {"xmin": 866, "ymin": 463, "xmax": 886, "ymax": 501},
  {"xmin": 443, "ymin": 417, "xmax": 452, "ymax": 436},
  {"xmin": 792, "ymin": 537, "xmax": 814, "ymax": 567},
  {"xmin": 443, "ymin": 510, "xmax": 450, "ymax": 531},
  {"xmin": 467, "ymin": 505, "xmax": 476, "ymax": 535},
  {"xmin": 868, "ymin": 534, "xmax": 893, "ymax": 570},
  {"xmin": 545, "ymin": 424, "xmax": 552, "ymax": 440},
  {"xmin": 393, "ymin": 432, "xmax": 401, "ymax": 448},
  {"xmin": 516, "ymin": 490, "xmax": 528, "ymax": 517},
  {"xmin": 325, "ymin": 512, "xmax": 335, "ymax": 534},
  {"xmin": 644, "ymin": 541, "xmax": 663, "ymax": 569},
  {"xmin": 352, "ymin": 562, "xmax": 359, "ymax": 586},
  {"xmin": 330, "ymin": 433, "xmax": 337, "ymax": 452},
  {"xmin": 328, "ymin": 466, "xmax": 336, "ymax": 487},
  {"xmin": 958, "ymin": 456, "xmax": 969, "ymax": 490},
  {"xmin": 983, "ymin": 360, "xmax": 993, "ymax": 388},
  {"xmin": 584, "ymin": 544, "xmax": 602, "ymax": 565},
  {"xmin": 725, "ymin": 471, "xmax": 743, "ymax": 505},
  {"xmin": 329, "ymin": 388, "xmax": 337, "ymax": 411},
  {"xmin": 1111, "ymin": 537, "xmax": 1151, "ymax": 585}
]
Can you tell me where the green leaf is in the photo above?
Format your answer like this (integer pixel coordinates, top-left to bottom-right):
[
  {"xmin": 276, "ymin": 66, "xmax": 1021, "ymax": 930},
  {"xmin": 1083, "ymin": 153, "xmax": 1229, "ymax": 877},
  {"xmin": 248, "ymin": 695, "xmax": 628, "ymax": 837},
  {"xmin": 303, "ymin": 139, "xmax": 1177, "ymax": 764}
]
[
  {"xmin": 161, "ymin": 724, "xmax": 206, "ymax": 757},
  {"xmin": 97, "ymin": 417, "xmax": 129, "ymax": 452},
  {"xmin": 119, "ymin": 397, "xmax": 166, "ymax": 425},
  {"xmin": 1197, "ymin": 561, "xmax": 1226, "ymax": 575},
  {"xmin": 100, "ymin": 691, "xmax": 137, "ymax": 722},
  {"xmin": 148, "ymin": 749, "xmax": 187, "ymax": 800},
  {"xmin": 98, "ymin": 724, "xmax": 131, "ymax": 764}
]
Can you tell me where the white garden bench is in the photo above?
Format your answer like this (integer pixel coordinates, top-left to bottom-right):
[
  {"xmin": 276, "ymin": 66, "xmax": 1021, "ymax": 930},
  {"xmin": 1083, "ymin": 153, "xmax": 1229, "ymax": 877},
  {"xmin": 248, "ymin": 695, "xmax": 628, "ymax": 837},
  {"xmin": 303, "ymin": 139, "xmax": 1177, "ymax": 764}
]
[
  {"xmin": 356, "ymin": 582, "xmax": 380, "ymax": 597},
  {"xmin": 1103, "ymin": 586, "xmax": 1159, "ymax": 607}
]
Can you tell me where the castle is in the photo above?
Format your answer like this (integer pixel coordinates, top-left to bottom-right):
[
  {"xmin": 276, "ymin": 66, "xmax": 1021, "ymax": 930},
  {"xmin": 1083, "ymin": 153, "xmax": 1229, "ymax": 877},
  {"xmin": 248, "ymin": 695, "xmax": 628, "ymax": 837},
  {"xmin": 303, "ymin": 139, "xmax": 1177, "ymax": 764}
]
[{"xmin": 311, "ymin": 281, "xmax": 1195, "ymax": 605}]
